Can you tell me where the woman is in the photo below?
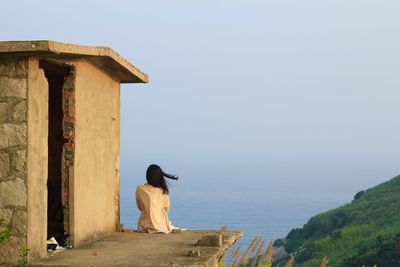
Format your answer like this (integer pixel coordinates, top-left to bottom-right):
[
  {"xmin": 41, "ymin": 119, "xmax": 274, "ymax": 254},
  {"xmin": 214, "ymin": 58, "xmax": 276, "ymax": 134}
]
[{"xmin": 135, "ymin": 164, "xmax": 173, "ymax": 233}]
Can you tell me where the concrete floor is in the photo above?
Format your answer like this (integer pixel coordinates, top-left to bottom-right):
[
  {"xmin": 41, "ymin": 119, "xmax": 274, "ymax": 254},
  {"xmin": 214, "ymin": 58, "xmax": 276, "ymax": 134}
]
[{"xmin": 29, "ymin": 230, "xmax": 243, "ymax": 267}]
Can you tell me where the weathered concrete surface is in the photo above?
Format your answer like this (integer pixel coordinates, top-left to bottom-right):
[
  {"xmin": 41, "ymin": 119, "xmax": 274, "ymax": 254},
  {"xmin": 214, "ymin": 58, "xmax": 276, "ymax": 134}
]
[
  {"xmin": 29, "ymin": 230, "xmax": 243, "ymax": 267},
  {"xmin": 197, "ymin": 234, "xmax": 222, "ymax": 247},
  {"xmin": 69, "ymin": 60, "xmax": 120, "ymax": 247},
  {"xmin": 0, "ymin": 40, "xmax": 148, "ymax": 83},
  {"xmin": 0, "ymin": 42, "xmax": 149, "ymax": 265},
  {"xmin": 27, "ymin": 58, "xmax": 49, "ymax": 261}
]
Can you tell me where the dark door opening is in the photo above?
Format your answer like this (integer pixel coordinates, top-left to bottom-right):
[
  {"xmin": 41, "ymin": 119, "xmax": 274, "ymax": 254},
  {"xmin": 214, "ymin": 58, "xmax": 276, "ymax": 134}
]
[{"xmin": 39, "ymin": 60, "xmax": 70, "ymax": 240}]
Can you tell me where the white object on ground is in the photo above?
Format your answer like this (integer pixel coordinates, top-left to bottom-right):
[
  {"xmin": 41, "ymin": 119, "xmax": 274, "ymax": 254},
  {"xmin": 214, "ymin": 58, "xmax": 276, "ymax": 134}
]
[
  {"xmin": 169, "ymin": 221, "xmax": 188, "ymax": 231},
  {"xmin": 47, "ymin": 237, "xmax": 65, "ymax": 251}
]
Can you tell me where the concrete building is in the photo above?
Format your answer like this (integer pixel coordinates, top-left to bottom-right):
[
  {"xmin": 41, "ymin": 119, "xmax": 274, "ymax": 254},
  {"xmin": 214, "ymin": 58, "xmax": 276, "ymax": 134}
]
[{"xmin": 0, "ymin": 40, "xmax": 148, "ymax": 264}]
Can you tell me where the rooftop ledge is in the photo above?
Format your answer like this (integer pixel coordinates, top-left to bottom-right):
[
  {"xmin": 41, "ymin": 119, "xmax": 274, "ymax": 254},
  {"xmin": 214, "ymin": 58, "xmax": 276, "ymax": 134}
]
[
  {"xmin": 0, "ymin": 40, "xmax": 148, "ymax": 83},
  {"xmin": 30, "ymin": 230, "xmax": 243, "ymax": 267}
]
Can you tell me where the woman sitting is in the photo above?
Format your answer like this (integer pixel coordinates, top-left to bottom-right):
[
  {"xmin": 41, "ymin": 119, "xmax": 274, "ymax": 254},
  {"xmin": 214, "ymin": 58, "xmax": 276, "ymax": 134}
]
[{"xmin": 135, "ymin": 164, "xmax": 175, "ymax": 233}]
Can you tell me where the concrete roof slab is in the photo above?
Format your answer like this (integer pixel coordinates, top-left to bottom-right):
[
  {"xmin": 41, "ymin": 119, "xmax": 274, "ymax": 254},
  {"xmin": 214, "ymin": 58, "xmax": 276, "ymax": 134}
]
[{"xmin": 0, "ymin": 40, "xmax": 148, "ymax": 83}]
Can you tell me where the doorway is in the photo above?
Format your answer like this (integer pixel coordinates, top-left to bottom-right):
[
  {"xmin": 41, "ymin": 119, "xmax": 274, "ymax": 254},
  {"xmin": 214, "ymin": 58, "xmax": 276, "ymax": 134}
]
[{"xmin": 39, "ymin": 60, "xmax": 70, "ymax": 240}]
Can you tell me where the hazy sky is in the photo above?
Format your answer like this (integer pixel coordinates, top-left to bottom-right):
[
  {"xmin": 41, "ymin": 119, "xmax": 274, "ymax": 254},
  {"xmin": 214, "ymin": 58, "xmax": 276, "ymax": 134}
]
[{"xmin": 2, "ymin": 0, "xmax": 399, "ymax": 197}]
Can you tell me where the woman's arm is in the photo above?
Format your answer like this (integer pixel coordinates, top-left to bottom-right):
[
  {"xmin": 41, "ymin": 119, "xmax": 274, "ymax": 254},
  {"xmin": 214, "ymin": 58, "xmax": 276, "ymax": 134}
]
[
  {"xmin": 165, "ymin": 194, "xmax": 170, "ymax": 213},
  {"xmin": 136, "ymin": 187, "xmax": 144, "ymax": 211}
]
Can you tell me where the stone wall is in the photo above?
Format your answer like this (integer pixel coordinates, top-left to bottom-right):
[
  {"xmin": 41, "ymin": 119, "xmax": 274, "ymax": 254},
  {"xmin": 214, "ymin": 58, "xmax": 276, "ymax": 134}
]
[{"xmin": 0, "ymin": 59, "xmax": 28, "ymax": 264}]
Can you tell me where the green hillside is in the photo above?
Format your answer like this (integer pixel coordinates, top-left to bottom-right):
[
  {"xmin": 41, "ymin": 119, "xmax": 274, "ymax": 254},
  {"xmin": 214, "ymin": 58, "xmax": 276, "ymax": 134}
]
[{"xmin": 274, "ymin": 175, "xmax": 400, "ymax": 267}]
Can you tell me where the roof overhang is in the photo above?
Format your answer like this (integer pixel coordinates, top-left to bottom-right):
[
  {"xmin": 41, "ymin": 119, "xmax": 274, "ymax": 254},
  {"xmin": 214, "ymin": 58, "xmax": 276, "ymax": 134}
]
[{"xmin": 0, "ymin": 40, "xmax": 148, "ymax": 83}]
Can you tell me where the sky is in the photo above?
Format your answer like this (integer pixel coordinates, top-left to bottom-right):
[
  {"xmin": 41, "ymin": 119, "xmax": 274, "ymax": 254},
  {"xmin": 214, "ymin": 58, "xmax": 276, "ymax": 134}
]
[{"xmin": 1, "ymin": 0, "xmax": 400, "ymax": 199}]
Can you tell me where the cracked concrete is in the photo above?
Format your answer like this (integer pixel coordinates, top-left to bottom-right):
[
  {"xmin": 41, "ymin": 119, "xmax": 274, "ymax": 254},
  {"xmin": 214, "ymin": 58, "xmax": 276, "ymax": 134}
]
[{"xmin": 29, "ymin": 230, "xmax": 243, "ymax": 267}]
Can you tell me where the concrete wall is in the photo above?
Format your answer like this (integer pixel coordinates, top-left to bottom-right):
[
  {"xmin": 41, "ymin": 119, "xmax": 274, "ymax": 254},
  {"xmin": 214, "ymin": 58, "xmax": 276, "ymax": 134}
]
[
  {"xmin": 0, "ymin": 57, "xmax": 121, "ymax": 264},
  {"xmin": 0, "ymin": 59, "xmax": 29, "ymax": 264},
  {"xmin": 27, "ymin": 58, "xmax": 49, "ymax": 261},
  {"xmin": 71, "ymin": 60, "xmax": 120, "ymax": 246}
]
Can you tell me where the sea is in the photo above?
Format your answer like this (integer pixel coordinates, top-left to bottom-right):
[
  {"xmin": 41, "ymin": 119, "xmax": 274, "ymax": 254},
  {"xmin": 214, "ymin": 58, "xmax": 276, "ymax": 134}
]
[{"xmin": 120, "ymin": 175, "xmax": 352, "ymax": 260}]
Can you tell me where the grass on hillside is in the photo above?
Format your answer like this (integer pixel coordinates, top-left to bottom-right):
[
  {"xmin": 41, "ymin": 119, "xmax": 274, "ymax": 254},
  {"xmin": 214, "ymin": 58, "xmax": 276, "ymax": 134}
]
[{"xmin": 275, "ymin": 175, "xmax": 400, "ymax": 266}]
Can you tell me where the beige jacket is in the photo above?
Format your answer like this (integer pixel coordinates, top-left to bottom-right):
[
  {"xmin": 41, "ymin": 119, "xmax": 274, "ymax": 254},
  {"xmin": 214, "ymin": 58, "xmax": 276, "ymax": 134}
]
[{"xmin": 135, "ymin": 183, "xmax": 171, "ymax": 233}]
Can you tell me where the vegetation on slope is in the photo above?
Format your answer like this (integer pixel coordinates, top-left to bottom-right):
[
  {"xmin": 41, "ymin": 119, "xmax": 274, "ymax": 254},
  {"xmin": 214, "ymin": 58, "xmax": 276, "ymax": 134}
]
[
  {"xmin": 274, "ymin": 175, "xmax": 400, "ymax": 266},
  {"xmin": 0, "ymin": 219, "xmax": 10, "ymax": 244}
]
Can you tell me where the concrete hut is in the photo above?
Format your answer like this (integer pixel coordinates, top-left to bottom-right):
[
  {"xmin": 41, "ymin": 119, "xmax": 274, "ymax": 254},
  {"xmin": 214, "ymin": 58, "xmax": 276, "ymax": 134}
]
[{"xmin": 0, "ymin": 40, "xmax": 148, "ymax": 263}]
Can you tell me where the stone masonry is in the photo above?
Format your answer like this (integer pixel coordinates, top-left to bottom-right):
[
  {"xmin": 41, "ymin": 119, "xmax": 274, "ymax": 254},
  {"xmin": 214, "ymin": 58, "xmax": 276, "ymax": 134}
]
[{"xmin": 0, "ymin": 59, "xmax": 29, "ymax": 264}]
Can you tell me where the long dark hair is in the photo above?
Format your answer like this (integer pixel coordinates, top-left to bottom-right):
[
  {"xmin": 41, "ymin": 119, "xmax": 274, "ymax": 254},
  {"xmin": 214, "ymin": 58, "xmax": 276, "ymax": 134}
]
[{"xmin": 146, "ymin": 164, "xmax": 169, "ymax": 194}]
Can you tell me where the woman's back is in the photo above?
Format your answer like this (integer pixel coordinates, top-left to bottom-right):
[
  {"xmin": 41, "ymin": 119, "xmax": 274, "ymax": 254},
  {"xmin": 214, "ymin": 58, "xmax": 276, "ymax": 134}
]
[{"xmin": 136, "ymin": 183, "xmax": 171, "ymax": 233}]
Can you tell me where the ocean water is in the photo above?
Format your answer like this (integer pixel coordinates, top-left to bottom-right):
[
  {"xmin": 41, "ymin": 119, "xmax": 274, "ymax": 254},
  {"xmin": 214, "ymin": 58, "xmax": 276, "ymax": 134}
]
[{"xmin": 120, "ymin": 178, "xmax": 351, "ymax": 258}]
